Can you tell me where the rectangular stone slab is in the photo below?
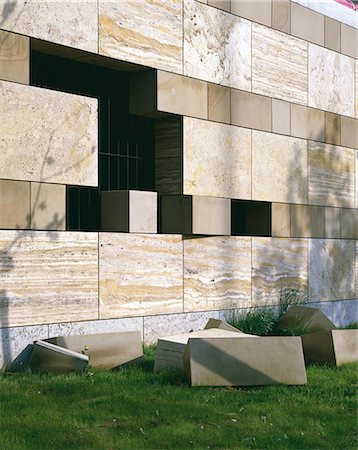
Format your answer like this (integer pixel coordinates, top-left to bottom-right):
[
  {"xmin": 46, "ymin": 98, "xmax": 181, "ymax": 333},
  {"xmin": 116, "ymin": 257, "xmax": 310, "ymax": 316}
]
[
  {"xmin": 184, "ymin": 336, "xmax": 307, "ymax": 386},
  {"xmin": 46, "ymin": 331, "xmax": 143, "ymax": 369},
  {"xmin": 277, "ymin": 306, "xmax": 336, "ymax": 334},
  {"xmin": 302, "ymin": 329, "xmax": 358, "ymax": 366},
  {"xmin": 29, "ymin": 341, "xmax": 88, "ymax": 373}
]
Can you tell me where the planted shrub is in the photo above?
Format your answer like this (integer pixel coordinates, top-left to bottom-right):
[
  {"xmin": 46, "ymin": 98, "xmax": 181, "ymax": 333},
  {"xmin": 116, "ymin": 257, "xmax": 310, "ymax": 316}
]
[{"xmin": 227, "ymin": 308, "xmax": 278, "ymax": 336}]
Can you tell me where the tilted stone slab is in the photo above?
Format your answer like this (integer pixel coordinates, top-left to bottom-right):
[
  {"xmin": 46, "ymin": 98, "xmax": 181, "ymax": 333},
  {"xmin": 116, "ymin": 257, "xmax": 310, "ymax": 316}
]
[
  {"xmin": 184, "ymin": 336, "xmax": 307, "ymax": 386},
  {"xmin": 302, "ymin": 329, "xmax": 358, "ymax": 366},
  {"xmin": 277, "ymin": 306, "xmax": 336, "ymax": 334},
  {"xmin": 46, "ymin": 331, "xmax": 143, "ymax": 369},
  {"xmin": 29, "ymin": 341, "xmax": 88, "ymax": 373},
  {"xmin": 204, "ymin": 318, "xmax": 242, "ymax": 333}
]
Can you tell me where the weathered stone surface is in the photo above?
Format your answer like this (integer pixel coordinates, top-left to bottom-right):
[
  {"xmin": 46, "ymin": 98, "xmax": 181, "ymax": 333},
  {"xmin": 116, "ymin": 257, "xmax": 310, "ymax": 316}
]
[
  {"xmin": 308, "ymin": 44, "xmax": 355, "ymax": 117},
  {"xmin": 0, "ymin": 180, "xmax": 30, "ymax": 229},
  {"xmin": 183, "ymin": 118, "xmax": 251, "ymax": 199},
  {"xmin": 290, "ymin": 205, "xmax": 325, "ymax": 238},
  {"xmin": 341, "ymin": 209, "xmax": 358, "ymax": 240},
  {"xmin": 0, "ymin": 0, "xmax": 97, "ymax": 52},
  {"xmin": 324, "ymin": 207, "xmax": 341, "ymax": 239},
  {"xmin": 0, "ymin": 30, "xmax": 29, "ymax": 84},
  {"xmin": 309, "ymin": 239, "xmax": 355, "ymax": 302},
  {"xmin": 231, "ymin": 90, "xmax": 272, "ymax": 132},
  {"xmin": 99, "ymin": 0, "xmax": 183, "ymax": 73},
  {"xmin": 99, "ymin": 233, "xmax": 183, "ymax": 318},
  {"xmin": 184, "ymin": 0, "xmax": 251, "ymax": 90},
  {"xmin": 0, "ymin": 81, "xmax": 98, "ymax": 186},
  {"xmin": 308, "ymin": 142, "xmax": 355, "ymax": 208},
  {"xmin": 252, "ymin": 238, "xmax": 308, "ymax": 306},
  {"xmin": 184, "ymin": 236, "xmax": 251, "ymax": 312},
  {"xmin": 252, "ymin": 131, "xmax": 307, "ymax": 204},
  {"xmin": 0, "ymin": 230, "xmax": 99, "ymax": 327},
  {"xmin": 30, "ymin": 183, "xmax": 66, "ymax": 231},
  {"xmin": 252, "ymin": 24, "xmax": 307, "ymax": 105}
]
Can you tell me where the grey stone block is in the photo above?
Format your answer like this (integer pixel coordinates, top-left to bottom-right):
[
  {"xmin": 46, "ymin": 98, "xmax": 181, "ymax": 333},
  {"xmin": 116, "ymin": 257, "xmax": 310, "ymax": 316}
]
[{"xmin": 277, "ymin": 306, "xmax": 336, "ymax": 334}]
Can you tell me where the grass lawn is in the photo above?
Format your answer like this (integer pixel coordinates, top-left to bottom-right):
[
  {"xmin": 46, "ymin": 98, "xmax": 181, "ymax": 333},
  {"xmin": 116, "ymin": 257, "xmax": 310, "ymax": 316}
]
[{"xmin": 0, "ymin": 348, "xmax": 357, "ymax": 450}]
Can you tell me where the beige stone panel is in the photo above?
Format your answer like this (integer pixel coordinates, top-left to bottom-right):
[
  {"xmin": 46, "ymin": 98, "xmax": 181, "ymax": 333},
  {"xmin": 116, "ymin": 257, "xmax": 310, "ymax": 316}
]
[
  {"xmin": 99, "ymin": 233, "xmax": 183, "ymax": 318},
  {"xmin": 252, "ymin": 131, "xmax": 308, "ymax": 204},
  {"xmin": 341, "ymin": 116, "xmax": 358, "ymax": 149},
  {"xmin": 271, "ymin": 203, "xmax": 290, "ymax": 237},
  {"xmin": 356, "ymin": 61, "xmax": 358, "ymax": 119},
  {"xmin": 252, "ymin": 237, "xmax": 308, "ymax": 306},
  {"xmin": 184, "ymin": 336, "xmax": 307, "ymax": 386},
  {"xmin": 272, "ymin": 99, "xmax": 290, "ymax": 136},
  {"xmin": 231, "ymin": 0, "xmax": 271, "ymax": 27},
  {"xmin": 324, "ymin": 17, "xmax": 341, "ymax": 53},
  {"xmin": 0, "ymin": 230, "xmax": 99, "ymax": 327},
  {"xmin": 231, "ymin": 90, "xmax": 272, "ymax": 132},
  {"xmin": 99, "ymin": 0, "xmax": 183, "ymax": 73},
  {"xmin": 157, "ymin": 71, "xmax": 207, "ymax": 119},
  {"xmin": 308, "ymin": 142, "xmax": 355, "ymax": 208},
  {"xmin": 252, "ymin": 24, "xmax": 308, "ymax": 105},
  {"xmin": 30, "ymin": 183, "xmax": 66, "ymax": 231},
  {"xmin": 341, "ymin": 208, "xmax": 358, "ymax": 239},
  {"xmin": 183, "ymin": 118, "xmax": 251, "ymax": 200},
  {"xmin": 0, "ymin": 30, "xmax": 29, "ymax": 84},
  {"xmin": 291, "ymin": 2, "xmax": 324, "ymax": 46},
  {"xmin": 341, "ymin": 25, "xmax": 358, "ymax": 59},
  {"xmin": 0, "ymin": 81, "xmax": 98, "ymax": 186},
  {"xmin": 356, "ymin": 241, "xmax": 358, "ymax": 297},
  {"xmin": 192, "ymin": 196, "xmax": 231, "ymax": 235},
  {"xmin": 325, "ymin": 207, "xmax": 341, "ymax": 239},
  {"xmin": 208, "ymin": 83, "xmax": 231, "ymax": 124},
  {"xmin": 208, "ymin": 0, "xmax": 231, "ymax": 12},
  {"xmin": 325, "ymin": 112, "xmax": 341, "ymax": 146},
  {"xmin": 290, "ymin": 205, "xmax": 325, "ymax": 238},
  {"xmin": 0, "ymin": 0, "xmax": 97, "ymax": 52},
  {"xmin": 272, "ymin": 0, "xmax": 290, "ymax": 33},
  {"xmin": 0, "ymin": 180, "xmax": 30, "ymax": 229},
  {"xmin": 184, "ymin": 236, "xmax": 251, "ymax": 312},
  {"xmin": 308, "ymin": 44, "xmax": 355, "ymax": 117},
  {"xmin": 309, "ymin": 239, "xmax": 355, "ymax": 301},
  {"xmin": 184, "ymin": 0, "xmax": 251, "ymax": 90},
  {"xmin": 291, "ymin": 104, "xmax": 325, "ymax": 142}
]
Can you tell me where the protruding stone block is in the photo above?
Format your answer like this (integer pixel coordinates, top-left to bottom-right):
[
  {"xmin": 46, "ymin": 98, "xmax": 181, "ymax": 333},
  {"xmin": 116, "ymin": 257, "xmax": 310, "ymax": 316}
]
[
  {"xmin": 302, "ymin": 330, "xmax": 358, "ymax": 366},
  {"xmin": 0, "ymin": 179, "xmax": 30, "ymax": 229},
  {"xmin": 271, "ymin": 203, "xmax": 290, "ymax": 237},
  {"xmin": 277, "ymin": 306, "xmax": 336, "ymax": 334},
  {"xmin": 0, "ymin": 30, "xmax": 29, "ymax": 84},
  {"xmin": 46, "ymin": 331, "xmax": 143, "ymax": 369},
  {"xmin": 160, "ymin": 195, "xmax": 230, "ymax": 235},
  {"xmin": 184, "ymin": 336, "xmax": 307, "ymax": 386},
  {"xmin": 101, "ymin": 190, "xmax": 158, "ymax": 233},
  {"xmin": 30, "ymin": 182, "xmax": 66, "ymax": 231},
  {"xmin": 29, "ymin": 340, "xmax": 88, "ymax": 373}
]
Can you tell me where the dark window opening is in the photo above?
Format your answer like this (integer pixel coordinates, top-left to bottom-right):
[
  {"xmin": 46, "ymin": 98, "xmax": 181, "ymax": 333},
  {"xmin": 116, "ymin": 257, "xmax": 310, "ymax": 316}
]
[
  {"xmin": 31, "ymin": 50, "xmax": 155, "ymax": 231},
  {"xmin": 231, "ymin": 200, "xmax": 272, "ymax": 237}
]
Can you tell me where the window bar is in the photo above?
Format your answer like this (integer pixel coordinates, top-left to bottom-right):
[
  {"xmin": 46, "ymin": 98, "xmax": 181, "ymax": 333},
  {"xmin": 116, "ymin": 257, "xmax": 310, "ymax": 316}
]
[
  {"xmin": 136, "ymin": 143, "xmax": 139, "ymax": 189},
  {"xmin": 127, "ymin": 141, "xmax": 130, "ymax": 190}
]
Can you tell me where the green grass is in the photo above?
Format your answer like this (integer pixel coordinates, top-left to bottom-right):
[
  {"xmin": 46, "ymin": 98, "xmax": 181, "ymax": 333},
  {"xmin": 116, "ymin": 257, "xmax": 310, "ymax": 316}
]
[{"xmin": 0, "ymin": 350, "xmax": 357, "ymax": 450}]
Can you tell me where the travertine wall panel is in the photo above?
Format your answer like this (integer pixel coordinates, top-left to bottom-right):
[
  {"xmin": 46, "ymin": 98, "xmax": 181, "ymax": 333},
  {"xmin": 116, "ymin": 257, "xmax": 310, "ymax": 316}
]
[
  {"xmin": 252, "ymin": 131, "xmax": 307, "ymax": 204},
  {"xmin": 308, "ymin": 142, "xmax": 355, "ymax": 208},
  {"xmin": 184, "ymin": 236, "xmax": 251, "ymax": 312},
  {"xmin": 252, "ymin": 24, "xmax": 308, "ymax": 105},
  {"xmin": 0, "ymin": 30, "xmax": 29, "ymax": 84},
  {"xmin": 0, "ymin": 231, "xmax": 99, "ymax": 327},
  {"xmin": 308, "ymin": 44, "xmax": 355, "ymax": 117},
  {"xmin": 99, "ymin": 233, "xmax": 183, "ymax": 318},
  {"xmin": 0, "ymin": 81, "xmax": 98, "ymax": 186},
  {"xmin": 184, "ymin": 0, "xmax": 251, "ymax": 90},
  {"xmin": 0, "ymin": 0, "xmax": 97, "ymax": 52},
  {"xmin": 183, "ymin": 118, "xmax": 251, "ymax": 199},
  {"xmin": 99, "ymin": 0, "xmax": 183, "ymax": 73},
  {"xmin": 252, "ymin": 238, "xmax": 308, "ymax": 306},
  {"xmin": 309, "ymin": 239, "xmax": 355, "ymax": 301}
]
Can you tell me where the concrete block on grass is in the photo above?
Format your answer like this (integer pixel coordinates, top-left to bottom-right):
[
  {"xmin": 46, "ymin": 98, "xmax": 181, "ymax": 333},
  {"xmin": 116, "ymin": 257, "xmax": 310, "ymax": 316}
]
[{"xmin": 277, "ymin": 306, "xmax": 336, "ymax": 334}]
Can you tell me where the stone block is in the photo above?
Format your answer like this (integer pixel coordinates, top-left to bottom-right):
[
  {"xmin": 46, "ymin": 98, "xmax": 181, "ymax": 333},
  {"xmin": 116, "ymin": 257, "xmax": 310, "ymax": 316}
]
[
  {"xmin": 0, "ymin": 81, "xmax": 98, "ymax": 186},
  {"xmin": 30, "ymin": 183, "xmax": 66, "ymax": 231},
  {"xmin": 331, "ymin": 299, "xmax": 358, "ymax": 328},
  {"xmin": 325, "ymin": 207, "xmax": 341, "ymax": 239},
  {"xmin": 302, "ymin": 330, "xmax": 358, "ymax": 366},
  {"xmin": 160, "ymin": 195, "xmax": 230, "ymax": 235},
  {"xmin": 0, "ymin": 180, "xmax": 30, "ymax": 229},
  {"xmin": 271, "ymin": 203, "xmax": 290, "ymax": 237},
  {"xmin": 277, "ymin": 306, "xmax": 336, "ymax": 335},
  {"xmin": 29, "ymin": 340, "xmax": 88, "ymax": 373},
  {"xmin": 325, "ymin": 112, "xmax": 341, "ymax": 145},
  {"xmin": 272, "ymin": 99, "xmax": 290, "ymax": 136},
  {"xmin": 184, "ymin": 336, "xmax": 307, "ymax": 386},
  {"xmin": 291, "ymin": 2, "xmax": 324, "ymax": 46},
  {"xmin": 291, "ymin": 104, "xmax": 325, "ymax": 142},
  {"xmin": 208, "ymin": 0, "xmax": 231, "ymax": 13},
  {"xmin": 204, "ymin": 318, "xmax": 240, "ymax": 333},
  {"xmin": 208, "ymin": 83, "xmax": 231, "ymax": 124},
  {"xmin": 101, "ymin": 190, "xmax": 158, "ymax": 233},
  {"xmin": 341, "ymin": 116, "xmax": 358, "ymax": 149},
  {"xmin": 231, "ymin": 0, "xmax": 272, "ymax": 27},
  {"xmin": 341, "ymin": 208, "xmax": 358, "ymax": 239},
  {"xmin": 341, "ymin": 24, "xmax": 358, "ymax": 59},
  {"xmin": 46, "ymin": 331, "xmax": 143, "ymax": 369},
  {"xmin": 272, "ymin": 0, "xmax": 290, "ymax": 33},
  {"xmin": 290, "ymin": 205, "xmax": 325, "ymax": 238},
  {"xmin": 231, "ymin": 90, "xmax": 271, "ymax": 132},
  {"xmin": 0, "ymin": 30, "xmax": 29, "ymax": 84},
  {"xmin": 324, "ymin": 17, "xmax": 340, "ymax": 52}
]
